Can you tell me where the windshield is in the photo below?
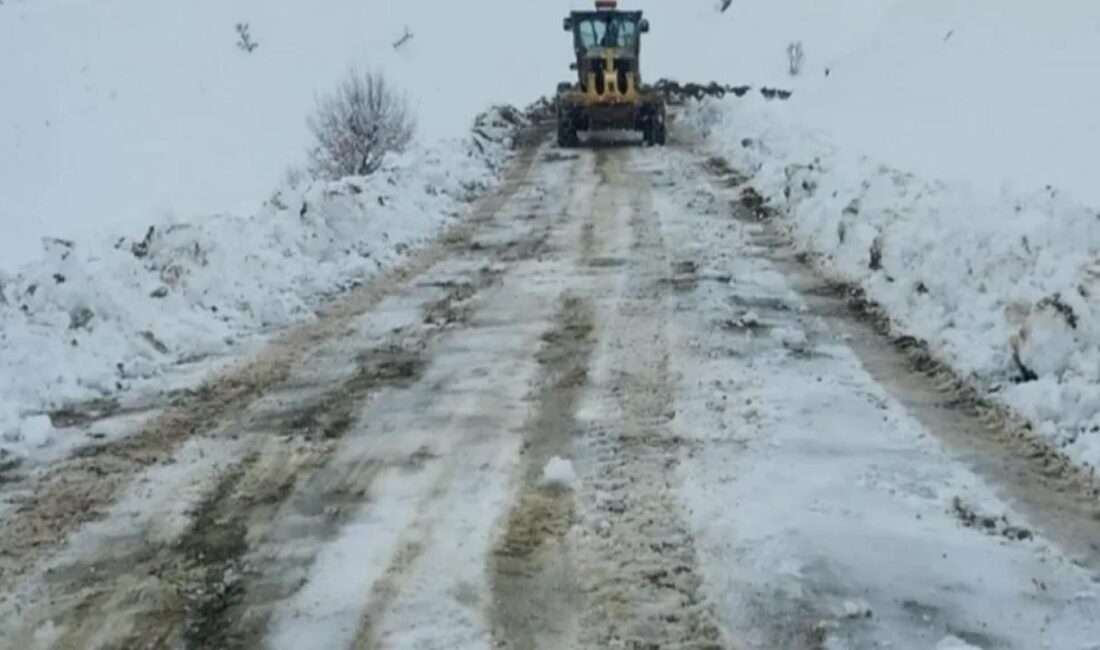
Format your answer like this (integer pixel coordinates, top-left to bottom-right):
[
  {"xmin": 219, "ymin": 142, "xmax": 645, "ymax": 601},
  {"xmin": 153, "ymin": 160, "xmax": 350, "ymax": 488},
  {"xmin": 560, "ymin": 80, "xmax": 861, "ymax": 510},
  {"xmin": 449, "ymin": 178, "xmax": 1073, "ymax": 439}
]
[{"xmin": 577, "ymin": 16, "xmax": 638, "ymax": 50}]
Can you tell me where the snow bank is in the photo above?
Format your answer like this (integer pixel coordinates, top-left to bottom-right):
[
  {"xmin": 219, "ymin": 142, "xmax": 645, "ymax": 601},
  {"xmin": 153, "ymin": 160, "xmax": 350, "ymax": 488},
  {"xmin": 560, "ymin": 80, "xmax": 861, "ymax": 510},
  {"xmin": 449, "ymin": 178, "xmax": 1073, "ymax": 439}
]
[
  {"xmin": 684, "ymin": 95, "xmax": 1100, "ymax": 471},
  {"xmin": 0, "ymin": 106, "xmax": 530, "ymax": 462}
]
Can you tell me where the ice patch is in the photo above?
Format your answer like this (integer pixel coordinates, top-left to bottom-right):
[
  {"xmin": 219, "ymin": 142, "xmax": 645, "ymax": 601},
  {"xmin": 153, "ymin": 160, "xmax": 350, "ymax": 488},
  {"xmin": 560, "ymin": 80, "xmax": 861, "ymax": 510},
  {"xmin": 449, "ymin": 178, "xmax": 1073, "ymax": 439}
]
[{"xmin": 541, "ymin": 456, "xmax": 576, "ymax": 488}]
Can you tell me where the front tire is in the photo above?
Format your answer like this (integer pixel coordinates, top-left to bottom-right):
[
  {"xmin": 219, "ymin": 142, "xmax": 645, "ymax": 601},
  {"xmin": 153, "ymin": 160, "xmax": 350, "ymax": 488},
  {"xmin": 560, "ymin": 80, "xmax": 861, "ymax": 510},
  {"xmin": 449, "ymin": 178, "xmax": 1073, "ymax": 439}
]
[
  {"xmin": 641, "ymin": 108, "xmax": 667, "ymax": 147},
  {"xmin": 654, "ymin": 120, "xmax": 667, "ymax": 146},
  {"xmin": 557, "ymin": 109, "xmax": 579, "ymax": 148}
]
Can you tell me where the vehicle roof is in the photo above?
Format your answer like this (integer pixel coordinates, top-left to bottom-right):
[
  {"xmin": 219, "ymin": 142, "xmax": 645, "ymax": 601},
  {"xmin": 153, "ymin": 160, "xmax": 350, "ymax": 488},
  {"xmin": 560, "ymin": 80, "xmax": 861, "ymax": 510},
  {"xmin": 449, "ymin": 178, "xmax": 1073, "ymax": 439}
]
[{"xmin": 568, "ymin": 10, "xmax": 644, "ymax": 19}]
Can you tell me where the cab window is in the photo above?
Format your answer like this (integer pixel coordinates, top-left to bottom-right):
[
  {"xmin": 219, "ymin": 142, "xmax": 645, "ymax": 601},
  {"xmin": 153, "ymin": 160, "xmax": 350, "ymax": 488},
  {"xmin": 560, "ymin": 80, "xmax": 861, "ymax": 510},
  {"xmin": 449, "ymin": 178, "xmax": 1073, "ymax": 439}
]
[{"xmin": 577, "ymin": 17, "xmax": 638, "ymax": 49}]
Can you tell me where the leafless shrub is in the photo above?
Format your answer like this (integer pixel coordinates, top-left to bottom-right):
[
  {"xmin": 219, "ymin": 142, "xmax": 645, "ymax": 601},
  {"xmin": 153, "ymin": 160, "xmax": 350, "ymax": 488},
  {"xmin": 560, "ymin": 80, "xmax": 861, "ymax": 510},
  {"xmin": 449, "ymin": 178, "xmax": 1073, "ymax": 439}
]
[
  {"xmin": 236, "ymin": 23, "xmax": 258, "ymax": 53},
  {"xmin": 787, "ymin": 41, "xmax": 805, "ymax": 76},
  {"xmin": 393, "ymin": 26, "xmax": 414, "ymax": 50},
  {"xmin": 307, "ymin": 69, "xmax": 416, "ymax": 180}
]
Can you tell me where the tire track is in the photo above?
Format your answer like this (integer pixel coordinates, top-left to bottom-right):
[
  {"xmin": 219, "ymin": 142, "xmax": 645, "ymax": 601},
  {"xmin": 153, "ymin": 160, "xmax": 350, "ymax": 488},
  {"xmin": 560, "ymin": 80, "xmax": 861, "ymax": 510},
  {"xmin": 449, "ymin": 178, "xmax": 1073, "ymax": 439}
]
[
  {"xmin": 44, "ymin": 343, "xmax": 427, "ymax": 650},
  {"xmin": 350, "ymin": 538, "xmax": 427, "ymax": 649},
  {"xmin": 246, "ymin": 150, "xmax": 579, "ymax": 650},
  {"xmin": 490, "ymin": 294, "xmax": 596, "ymax": 650},
  {"xmin": 204, "ymin": 258, "xmax": 529, "ymax": 648},
  {"xmin": 574, "ymin": 157, "xmax": 728, "ymax": 649},
  {"xmin": 174, "ymin": 346, "xmax": 427, "ymax": 650},
  {"xmin": 0, "ymin": 139, "xmax": 545, "ymax": 601},
  {"xmin": 0, "ymin": 139, "xmax": 547, "ymax": 649}
]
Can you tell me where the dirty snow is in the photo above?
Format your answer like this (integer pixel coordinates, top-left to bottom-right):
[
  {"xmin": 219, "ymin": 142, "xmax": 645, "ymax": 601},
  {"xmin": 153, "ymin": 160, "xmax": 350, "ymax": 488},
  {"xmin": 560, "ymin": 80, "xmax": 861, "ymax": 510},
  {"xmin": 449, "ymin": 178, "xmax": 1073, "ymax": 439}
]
[
  {"xmin": 265, "ymin": 155, "xmax": 560, "ymax": 650},
  {"xmin": 654, "ymin": 145, "xmax": 1100, "ymax": 650},
  {"xmin": 1, "ymin": 120, "xmax": 1099, "ymax": 650}
]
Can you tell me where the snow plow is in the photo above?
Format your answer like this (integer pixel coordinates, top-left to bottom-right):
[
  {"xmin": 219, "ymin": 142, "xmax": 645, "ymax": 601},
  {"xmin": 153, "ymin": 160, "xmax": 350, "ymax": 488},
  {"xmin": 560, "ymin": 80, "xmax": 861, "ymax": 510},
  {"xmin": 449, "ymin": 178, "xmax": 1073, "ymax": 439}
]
[{"xmin": 556, "ymin": 1, "xmax": 667, "ymax": 147}]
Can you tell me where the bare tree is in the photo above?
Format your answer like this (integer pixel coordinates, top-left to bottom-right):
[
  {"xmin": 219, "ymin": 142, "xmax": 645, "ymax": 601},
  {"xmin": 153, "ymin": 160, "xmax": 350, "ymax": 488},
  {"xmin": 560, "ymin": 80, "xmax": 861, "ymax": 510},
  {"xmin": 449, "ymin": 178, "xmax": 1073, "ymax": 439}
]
[
  {"xmin": 236, "ymin": 23, "xmax": 259, "ymax": 53},
  {"xmin": 787, "ymin": 41, "xmax": 805, "ymax": 76},
  {"xmin": 307, "ymin": 70, "xmax": 416, "ymax": 180}
]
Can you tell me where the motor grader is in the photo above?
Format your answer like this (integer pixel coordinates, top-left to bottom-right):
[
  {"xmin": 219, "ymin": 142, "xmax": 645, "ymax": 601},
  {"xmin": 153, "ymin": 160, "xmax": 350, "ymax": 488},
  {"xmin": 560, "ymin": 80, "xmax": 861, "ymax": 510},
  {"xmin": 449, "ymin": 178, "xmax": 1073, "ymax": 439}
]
[{"xmin": 557, "ymin": 1, "xmax": 667, "ymax": 147}]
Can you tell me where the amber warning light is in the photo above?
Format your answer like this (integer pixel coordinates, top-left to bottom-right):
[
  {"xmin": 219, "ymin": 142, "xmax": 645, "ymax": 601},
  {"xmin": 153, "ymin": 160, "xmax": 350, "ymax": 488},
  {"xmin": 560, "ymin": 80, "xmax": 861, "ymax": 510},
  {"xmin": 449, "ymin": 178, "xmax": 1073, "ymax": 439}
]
[{"xmin": 595, "ymin": 1, "xmax": 618, "ymax": 10}]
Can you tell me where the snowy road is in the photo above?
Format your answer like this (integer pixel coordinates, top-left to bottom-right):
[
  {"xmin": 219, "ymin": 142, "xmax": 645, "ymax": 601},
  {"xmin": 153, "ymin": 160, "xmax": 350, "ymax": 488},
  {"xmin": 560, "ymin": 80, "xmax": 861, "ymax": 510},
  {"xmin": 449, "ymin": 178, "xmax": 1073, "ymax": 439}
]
[{"xmin": 1, "ymin": 138, "xmax": 1098, "ymax": 649}]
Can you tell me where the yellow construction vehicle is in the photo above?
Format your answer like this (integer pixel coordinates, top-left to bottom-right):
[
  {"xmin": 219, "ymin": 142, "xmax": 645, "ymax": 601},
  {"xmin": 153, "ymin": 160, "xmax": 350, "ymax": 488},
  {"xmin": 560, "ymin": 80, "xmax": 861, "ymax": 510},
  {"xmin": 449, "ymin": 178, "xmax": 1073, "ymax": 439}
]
[{"xmin": 557, "ymin": 1, "xmax": 667, "ymax": 147}]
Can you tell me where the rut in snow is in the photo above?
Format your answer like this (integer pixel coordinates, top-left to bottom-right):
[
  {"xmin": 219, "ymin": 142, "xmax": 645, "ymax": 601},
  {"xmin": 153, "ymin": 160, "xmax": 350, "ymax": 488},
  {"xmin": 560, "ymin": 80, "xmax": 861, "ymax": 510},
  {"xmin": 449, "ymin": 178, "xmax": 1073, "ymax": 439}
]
[
  {"xmin": 490, "ymin": 294, "xmax": 596, "ymax": 649},
  {"xmin": 569, "ymin": 172, "xmax": 726, "ymax": 649}
]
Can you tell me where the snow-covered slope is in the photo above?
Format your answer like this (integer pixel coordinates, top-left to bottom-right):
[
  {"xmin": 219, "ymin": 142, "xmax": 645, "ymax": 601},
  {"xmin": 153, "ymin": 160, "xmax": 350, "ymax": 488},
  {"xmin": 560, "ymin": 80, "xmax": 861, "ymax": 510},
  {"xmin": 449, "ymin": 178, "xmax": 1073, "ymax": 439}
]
[
  {"xmin": 686, "ymin": 0, "xmax": 1100, "ymax": 205},
  {"xmin": 795, "ymin": 0, "xmax": 1100, "ymax": 207}
]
